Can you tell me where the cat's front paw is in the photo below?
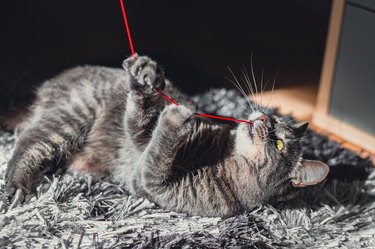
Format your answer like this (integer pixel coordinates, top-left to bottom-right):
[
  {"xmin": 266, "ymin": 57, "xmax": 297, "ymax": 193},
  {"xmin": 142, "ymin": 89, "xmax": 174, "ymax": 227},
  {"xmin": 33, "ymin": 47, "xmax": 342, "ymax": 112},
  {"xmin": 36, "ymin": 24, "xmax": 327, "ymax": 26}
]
[
  {"xmin": 159, "ymin": 105, "xmax": 193, "ymax": 133},
  {"xmin": 123, "ymin": 54, "xmax": 165, "ymax": 95}
]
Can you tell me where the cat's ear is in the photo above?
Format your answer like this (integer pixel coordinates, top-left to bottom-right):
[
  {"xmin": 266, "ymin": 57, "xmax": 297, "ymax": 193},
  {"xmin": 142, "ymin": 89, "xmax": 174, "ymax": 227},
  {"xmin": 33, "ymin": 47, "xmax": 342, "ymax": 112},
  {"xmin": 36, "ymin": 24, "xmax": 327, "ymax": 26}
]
[
  {"xmin": 291, "ymin": 160, "xmax": 329, "ymax": 187},
  {"xmin": 293, "ymin": 121, "xmax": 309, "ymax": 137}
]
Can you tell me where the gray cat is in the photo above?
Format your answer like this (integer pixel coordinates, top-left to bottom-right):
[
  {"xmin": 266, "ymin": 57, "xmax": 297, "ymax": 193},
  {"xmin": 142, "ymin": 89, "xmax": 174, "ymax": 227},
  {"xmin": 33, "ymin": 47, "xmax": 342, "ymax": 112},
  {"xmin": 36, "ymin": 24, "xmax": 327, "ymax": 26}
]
[{"xmin": 4, "ymin": 55, "xmax": 329, "ymax": 217}]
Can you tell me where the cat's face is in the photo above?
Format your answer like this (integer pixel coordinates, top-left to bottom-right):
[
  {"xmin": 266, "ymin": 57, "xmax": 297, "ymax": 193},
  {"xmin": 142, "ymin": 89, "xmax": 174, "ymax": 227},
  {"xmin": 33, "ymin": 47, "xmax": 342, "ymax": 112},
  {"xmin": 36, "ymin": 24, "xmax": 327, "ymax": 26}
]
[
  {"xmin": 235, "ymin": 111, "xmax": 301, "ymax": 161},
  {"xmin": 235, "ymin": 111, "xmax": 329, "ymax": 196}
]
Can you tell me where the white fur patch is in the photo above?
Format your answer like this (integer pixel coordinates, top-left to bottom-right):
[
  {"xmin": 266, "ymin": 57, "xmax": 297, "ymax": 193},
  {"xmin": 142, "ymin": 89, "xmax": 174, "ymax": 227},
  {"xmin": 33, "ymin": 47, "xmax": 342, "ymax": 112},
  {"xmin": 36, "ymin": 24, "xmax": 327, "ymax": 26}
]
[{"xmin": 234, "ymin": 124, "xmax": 254, "ymax": 156}]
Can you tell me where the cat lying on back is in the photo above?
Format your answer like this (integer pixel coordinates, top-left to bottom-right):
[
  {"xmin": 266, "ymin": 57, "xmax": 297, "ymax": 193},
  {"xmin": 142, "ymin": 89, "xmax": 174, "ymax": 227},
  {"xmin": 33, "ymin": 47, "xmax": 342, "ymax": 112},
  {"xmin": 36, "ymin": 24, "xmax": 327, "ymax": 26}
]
[{"xmin": 4, "ymin": 55, "xmax": 329, "ymax": 217}]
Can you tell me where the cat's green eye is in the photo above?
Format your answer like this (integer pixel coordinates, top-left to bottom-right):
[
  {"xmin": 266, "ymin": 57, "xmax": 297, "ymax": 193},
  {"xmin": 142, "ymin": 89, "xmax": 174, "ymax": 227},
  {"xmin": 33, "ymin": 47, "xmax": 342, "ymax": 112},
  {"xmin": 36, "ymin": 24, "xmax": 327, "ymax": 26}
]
[{"xmin": 276, "ymin": 140, "xmax": 284, "ymax": 151}]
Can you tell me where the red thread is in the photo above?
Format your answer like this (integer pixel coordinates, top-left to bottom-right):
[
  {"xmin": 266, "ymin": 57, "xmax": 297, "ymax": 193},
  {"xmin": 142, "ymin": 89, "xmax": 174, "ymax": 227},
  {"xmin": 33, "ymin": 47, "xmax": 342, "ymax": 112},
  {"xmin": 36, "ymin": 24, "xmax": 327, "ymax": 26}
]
[
  {"xmin": 153, "ymin": 88, "xmax": 180, "ymax": 106},
  {"xmin": 120, "ymin": 0, "xmax": 135, "ymax": 59},
  {"xmin": 195, "ymin": 113, "xmax": 253, "ymax": 124},
  {"xmin": 119, "ymin": 0, "xmax": 252, "ymax": 125}
]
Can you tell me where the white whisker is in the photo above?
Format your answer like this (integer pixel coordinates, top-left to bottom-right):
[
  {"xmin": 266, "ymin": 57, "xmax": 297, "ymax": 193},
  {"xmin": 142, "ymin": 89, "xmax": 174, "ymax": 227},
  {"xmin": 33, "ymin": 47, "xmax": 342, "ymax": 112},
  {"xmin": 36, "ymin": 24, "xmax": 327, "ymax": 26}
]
[
  {"xmin": 226, "ymin": 67, "xmax": 255, "ymax": 113},
  {"xmin": 265, "ymin": 72, "xmax": 277, "ymax": 111}
]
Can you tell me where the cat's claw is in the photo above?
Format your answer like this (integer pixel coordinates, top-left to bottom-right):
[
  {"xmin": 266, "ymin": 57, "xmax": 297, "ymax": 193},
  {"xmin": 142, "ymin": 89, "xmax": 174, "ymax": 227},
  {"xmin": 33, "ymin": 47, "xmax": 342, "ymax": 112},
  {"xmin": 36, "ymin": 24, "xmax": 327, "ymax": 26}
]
[
  {"xmin": 4, "ymin": 164, "xmax": 36, "ymax": 203},
  {"xmin": 4, "ymin": 186, "xmax": 33, "ymax": 205},
  {"xmin": 4, "ymin": 182, "xmax": 32, "ymax": 204},
  {"xmin": 123, "ymin": 54, "xmax": 165, "ymax": 94}
]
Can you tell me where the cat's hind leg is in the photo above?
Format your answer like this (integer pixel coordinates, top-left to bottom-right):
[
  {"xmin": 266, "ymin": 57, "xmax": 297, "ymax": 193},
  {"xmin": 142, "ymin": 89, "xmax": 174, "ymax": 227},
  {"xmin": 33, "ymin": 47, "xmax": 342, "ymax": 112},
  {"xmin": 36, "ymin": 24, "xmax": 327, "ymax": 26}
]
[{"xmin": 4, "ymin": 107, "xmax": 94, "ymax": 201}]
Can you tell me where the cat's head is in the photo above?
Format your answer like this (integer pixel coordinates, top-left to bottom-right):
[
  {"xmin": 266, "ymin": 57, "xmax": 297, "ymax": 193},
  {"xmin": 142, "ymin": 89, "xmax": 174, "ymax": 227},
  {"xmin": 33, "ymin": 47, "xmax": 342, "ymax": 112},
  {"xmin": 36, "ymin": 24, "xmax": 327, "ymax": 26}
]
[{"xmin": 234, "ymin": 111, "xmax": 329, "ymax": 200}]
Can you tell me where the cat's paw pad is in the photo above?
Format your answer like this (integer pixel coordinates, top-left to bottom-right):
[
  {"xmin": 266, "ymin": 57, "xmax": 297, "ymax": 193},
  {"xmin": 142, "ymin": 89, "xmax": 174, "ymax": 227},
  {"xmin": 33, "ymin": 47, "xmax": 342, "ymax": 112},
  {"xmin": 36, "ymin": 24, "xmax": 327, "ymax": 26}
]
[
  {"xmin": 160, "ymin": 105, "xmax": 193, "ymax": 128},
  {"xmin": 123, "ymin": 54, "xmax": 165, "ymax": 94}
]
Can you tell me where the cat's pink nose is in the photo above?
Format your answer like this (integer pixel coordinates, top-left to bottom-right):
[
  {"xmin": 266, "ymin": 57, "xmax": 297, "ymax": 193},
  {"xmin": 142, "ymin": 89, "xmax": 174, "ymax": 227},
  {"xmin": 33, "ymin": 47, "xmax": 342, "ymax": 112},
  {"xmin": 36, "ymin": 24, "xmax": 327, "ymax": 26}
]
[{"xmin": 255, "ymin": 115, "xmax": 268, "ymax": 122}]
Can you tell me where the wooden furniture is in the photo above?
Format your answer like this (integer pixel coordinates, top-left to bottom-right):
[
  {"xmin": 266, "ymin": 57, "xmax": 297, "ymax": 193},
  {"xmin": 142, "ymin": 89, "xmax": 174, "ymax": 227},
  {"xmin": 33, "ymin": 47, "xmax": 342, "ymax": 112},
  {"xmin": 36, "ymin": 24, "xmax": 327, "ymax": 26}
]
[{"xmin": 312, "ymin": 0, "xmax": 375, "ymax": 154}]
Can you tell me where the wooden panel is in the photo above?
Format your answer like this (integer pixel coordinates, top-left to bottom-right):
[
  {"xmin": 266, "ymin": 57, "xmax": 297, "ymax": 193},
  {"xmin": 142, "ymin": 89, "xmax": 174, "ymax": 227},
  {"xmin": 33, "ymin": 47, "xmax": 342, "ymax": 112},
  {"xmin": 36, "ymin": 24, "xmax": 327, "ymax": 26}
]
[
  {"xmin": 314, "ymin": 112, "xmax": 375, "ymax": 154},
  {"xmin": 329, "ymin": 4, "xmax": 375, "ymax": 136},
  {"xmin": 310, "ymin": 123, "xmax": 375, "ymax": 164},
  {"xmin": 314, "ymin": 0, "xmax": 345, "ymax": 115},
  {"xmin": 313, "ymin": 0, "xmax": 375, "ymax": 154}
]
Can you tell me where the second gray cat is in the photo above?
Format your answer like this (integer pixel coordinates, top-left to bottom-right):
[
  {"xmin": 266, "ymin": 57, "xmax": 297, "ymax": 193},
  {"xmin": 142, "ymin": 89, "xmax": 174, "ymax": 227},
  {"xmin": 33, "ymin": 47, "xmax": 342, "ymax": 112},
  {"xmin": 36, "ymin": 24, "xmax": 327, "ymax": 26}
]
[{"xmin": 5, "ymin": 55, "xmax": 329, "ymax": 217}]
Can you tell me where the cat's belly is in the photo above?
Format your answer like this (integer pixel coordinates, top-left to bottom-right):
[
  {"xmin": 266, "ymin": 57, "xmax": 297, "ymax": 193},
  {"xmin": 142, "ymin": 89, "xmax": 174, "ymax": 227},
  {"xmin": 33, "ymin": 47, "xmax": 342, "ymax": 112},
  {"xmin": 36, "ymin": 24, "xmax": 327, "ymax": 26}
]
[
  {"xmin": 70, "ymin": 154, "xmax": 110, "ymax": 173},
  {"xmin": 69, "ymin": 133, "xmax": 142, "ymax": 194},
  {"xmin": 110, "ymin": 137, "xmax": 143, "ymax": 194}
]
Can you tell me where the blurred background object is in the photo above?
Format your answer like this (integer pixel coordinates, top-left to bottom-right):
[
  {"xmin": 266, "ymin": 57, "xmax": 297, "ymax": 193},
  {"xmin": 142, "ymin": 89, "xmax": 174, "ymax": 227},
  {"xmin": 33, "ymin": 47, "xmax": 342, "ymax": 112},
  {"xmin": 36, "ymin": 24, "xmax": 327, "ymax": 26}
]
[
  {"xmin": 0, "ymin": 0, "xmax": 331, "ymax": 112},
  {"xmin": 1, "ymin": 0, "xmax": 374, "ymax": 158},
  {"xmin": 312, "ymin": 0, "xmax": 375, "ymax": 154}
]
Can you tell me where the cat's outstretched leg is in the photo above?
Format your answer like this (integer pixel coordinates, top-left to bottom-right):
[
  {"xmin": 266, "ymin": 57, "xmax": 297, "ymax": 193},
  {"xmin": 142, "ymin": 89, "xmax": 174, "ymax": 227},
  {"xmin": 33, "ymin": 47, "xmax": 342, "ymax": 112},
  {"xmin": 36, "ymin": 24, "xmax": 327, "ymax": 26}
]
[
  {"xmin": 122, "ymin": 54, "xmax": 168, "ymax": 150},
  {"xmin": 4, "ymin": 108, "xmax": 93, "ymax": 202}
]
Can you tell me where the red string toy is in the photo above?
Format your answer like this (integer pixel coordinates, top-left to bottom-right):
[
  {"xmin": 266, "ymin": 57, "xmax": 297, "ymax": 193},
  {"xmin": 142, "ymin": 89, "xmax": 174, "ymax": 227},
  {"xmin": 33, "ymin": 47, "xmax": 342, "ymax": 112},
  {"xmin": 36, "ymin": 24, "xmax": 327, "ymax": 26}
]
[{"xmin": 120, "ymin": 0, "xmax": 253, "ymax": 125}]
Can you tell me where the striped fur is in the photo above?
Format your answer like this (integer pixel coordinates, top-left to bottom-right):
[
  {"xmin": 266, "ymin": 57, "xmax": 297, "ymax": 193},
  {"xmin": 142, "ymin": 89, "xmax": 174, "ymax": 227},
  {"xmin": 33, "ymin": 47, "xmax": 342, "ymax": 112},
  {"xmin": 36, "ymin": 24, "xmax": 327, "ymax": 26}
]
[{"xmin": 5, "ymin": 55, "xmax": 324, "ymax": 216}]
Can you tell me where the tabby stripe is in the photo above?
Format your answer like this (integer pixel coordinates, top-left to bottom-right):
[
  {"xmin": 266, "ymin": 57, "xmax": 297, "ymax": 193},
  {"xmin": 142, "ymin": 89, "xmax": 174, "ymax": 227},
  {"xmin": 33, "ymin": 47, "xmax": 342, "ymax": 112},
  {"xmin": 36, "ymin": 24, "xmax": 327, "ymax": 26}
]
[
  {"xmin": 214, "ymin": 173, "xmax": 230, "ymax": 205},
  {"xmin": 202, "ymin": 169, "xmax": 213, "ymax": 204},
  {"xmin": 252, "ymin": 162, "xmax": 262, "ymax": 192},
  {"xmin": 187, "ymin": 173, "xmax": 197, "ymax": 203},
  {"xmin": 77, "ymin": 88, "xmax": 98, "ymax": 117},
  {"xmin": 257, "ymin": 157, "xmax": 268, "ymax": 171},
  {"xmin": 59, "ymin": 109, "xmax": 85, "ymax": 129},
  {"xmin": 44, "ymin": 120, "xmax": 74, "ymax": 138},
  {"xmin": 92, "ymin": 83, "xmax": 102, "ymax": 105}
]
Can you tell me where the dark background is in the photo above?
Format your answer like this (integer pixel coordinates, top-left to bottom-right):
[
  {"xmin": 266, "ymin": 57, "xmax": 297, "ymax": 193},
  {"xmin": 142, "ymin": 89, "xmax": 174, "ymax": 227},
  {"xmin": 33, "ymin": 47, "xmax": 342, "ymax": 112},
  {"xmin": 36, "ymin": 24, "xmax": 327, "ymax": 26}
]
[{"xmin": 0, "ymin": 0, "xmax": 331, "ymax": 113}]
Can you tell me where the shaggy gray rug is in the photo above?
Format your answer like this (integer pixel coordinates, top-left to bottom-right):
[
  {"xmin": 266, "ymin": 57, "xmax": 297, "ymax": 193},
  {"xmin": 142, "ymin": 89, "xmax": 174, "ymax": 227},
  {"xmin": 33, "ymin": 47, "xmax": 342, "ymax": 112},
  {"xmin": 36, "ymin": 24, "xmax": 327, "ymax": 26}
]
[{"xmin": 1, "ymin": 89, "xmax": 375, "ymax": 248}]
